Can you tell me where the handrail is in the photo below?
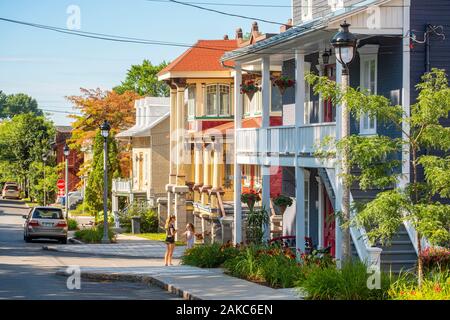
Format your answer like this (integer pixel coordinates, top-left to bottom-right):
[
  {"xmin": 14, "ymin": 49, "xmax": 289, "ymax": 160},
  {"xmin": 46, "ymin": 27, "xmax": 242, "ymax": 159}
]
[{"xmin": 216, "ymin": 192, "xmax": 226, "ymax": 218}]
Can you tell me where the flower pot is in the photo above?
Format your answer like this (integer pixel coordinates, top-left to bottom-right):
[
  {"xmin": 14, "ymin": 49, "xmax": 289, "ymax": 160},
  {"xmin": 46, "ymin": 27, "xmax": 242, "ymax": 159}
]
[
  {"xmin": 276, "ymin": 85, "xmax": 287, "ymax": 96},
  {"xmin": 246, "ymin": 199, "xmax": 255, "ymax": 211},
  {"xmin": 278, "ymin": 205, "xmax": 287, "ymax": 215},
  {"xmin": 245, "ymin": 91, "xmax": 256, "ymax": 101}
]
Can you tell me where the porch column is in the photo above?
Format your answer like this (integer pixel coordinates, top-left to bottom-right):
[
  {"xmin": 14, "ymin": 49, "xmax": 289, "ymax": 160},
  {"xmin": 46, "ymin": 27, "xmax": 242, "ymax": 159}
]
[
  {"xmin": 211, "ymin": 140, "xmax": 223, "ymax": 210},
  {"xmin": 233, "ymin": 62, "xmax": 243, "ymax": 244},
  {"xmin": 112, "ymin": 194, "xmax": 119, "ymax": 228},
  {"xmin": 168, "ymin": 86, "xmax": 178, "ymax": 185},
  {"xmin": 201, "ymin": 144, "xmax": 212, "ymax": 205},
  {"xmin": 261, "ymin": 56, "xmax": 271, "ymax": 128},
  {"xmin": 334, "ymin": 61, "xmax": 343, "ymax": 264},
  {"xmin": 193, "ymin": 141, "xmax": 203, "ymax": 202},
  {"xmin": 295, "ymin": 167, "xmax": 305, "ymax": 254},
  {"xmin": 295, "ymin": 50, "xmax": 305, "ymax": 126},
  {"xmin": 175, "ymin": 79, "xmax": 186, "ymax": 186},
  {"xmin": 317, "ymin": 58, "xmax": 325, "ymax": 123},
  {"xmin": 316, "ymin": 176, "xmax": 324, "ymax": 249},
  {"xmin": 261, "ymin": 165, "xmax": 271, "ymax": 241}
]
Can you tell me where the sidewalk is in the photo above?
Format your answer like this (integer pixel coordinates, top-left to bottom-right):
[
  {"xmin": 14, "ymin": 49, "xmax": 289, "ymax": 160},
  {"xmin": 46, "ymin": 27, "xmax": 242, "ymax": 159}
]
[
  {"xmin": 44, "ymin": 234, "xmax": 185, "ymax": 258},
  {"xmin": 56, "ymin": 265, "xmax": 302, "ymax": 300}
]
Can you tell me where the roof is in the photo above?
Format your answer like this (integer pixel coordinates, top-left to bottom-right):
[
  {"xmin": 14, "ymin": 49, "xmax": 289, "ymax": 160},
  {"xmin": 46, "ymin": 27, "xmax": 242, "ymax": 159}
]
[
  {"xmin": 158, "ymin": 39, "xmax": 238, "ymax": 77},
  {"xmin": 116, "ymin": 112, "xmax": 170, "ymax": 139},
  {"xmin": 221, "ymin": 0, "xmax": 385, "ymax": 62}
]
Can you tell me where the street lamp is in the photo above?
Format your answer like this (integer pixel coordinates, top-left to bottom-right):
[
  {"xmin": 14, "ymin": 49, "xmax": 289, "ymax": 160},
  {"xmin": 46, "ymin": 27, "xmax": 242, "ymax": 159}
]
[
  {"xmin": 63, "ymin": 144, "xmax": 70, "ymax": 219},
  {"xmin": 42, "ymin": 153, "xmax": 48, "ymax": 206},
  {"xmin": 330, "ymin": 21, "xmax": 357, "ymax": 262},
  {"xmin": 321, "ymin": 48, "xmax": 332, "ymax": 65},
  {"xmin": 100, "ymin": 120, "xmax": 111, "ymax": 244}
]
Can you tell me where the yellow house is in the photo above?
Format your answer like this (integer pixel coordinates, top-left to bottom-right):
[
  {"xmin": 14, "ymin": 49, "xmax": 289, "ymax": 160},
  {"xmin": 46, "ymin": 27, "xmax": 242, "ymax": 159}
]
[{"xmin": 157, "ymin": 36, "xmax": 238, "ymax": 242}]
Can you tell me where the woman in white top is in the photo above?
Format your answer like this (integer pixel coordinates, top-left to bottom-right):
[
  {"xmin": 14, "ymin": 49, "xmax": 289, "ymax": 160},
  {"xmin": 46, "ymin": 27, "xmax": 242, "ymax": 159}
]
[{"xmin": 183, "ymin": 223, "xmax": 195, "ymax": 249}]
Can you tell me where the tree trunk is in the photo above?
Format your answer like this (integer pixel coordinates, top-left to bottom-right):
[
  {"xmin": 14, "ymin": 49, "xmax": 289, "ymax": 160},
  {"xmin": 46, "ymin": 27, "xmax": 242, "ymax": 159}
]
[
  {"xmin": 341, "ymin": 70, "xmax": 352, "ymax": 263},
  {"xmin": 411, "ymin": 146, "xmax": 423, "ymax": 287}
]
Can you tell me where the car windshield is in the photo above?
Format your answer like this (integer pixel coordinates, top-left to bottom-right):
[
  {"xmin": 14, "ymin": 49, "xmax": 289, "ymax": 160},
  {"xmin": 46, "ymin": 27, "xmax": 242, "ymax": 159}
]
[
  {"xmin": 5, "ymin": 186, "xmax": 18, "ymax": 191},
  {"xmin": 32, "ymin": 208, "xmax": 64, "ymax": 219}
]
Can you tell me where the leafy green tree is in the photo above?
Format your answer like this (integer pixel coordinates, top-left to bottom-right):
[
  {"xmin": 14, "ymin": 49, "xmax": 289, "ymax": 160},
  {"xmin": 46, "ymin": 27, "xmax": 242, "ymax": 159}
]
[
  {"xmin": 28, "ymin": 160, "xmax": 60, "ymax": 205},
  {"xmin": 0, "ymin": 113, "xmax": 55, "ymax": 198},
  {"xmin": 85, "ymin": 131, "xmax": 120, "ymax": 217},
  {"xmin": 0, "ymin": 92, "xmax": 43, "ymax": 118},
  {"xmin": 113, "ymin": 59, "xmax": 169, "ymax": 97},
  {"xmin": 307, "ymin": 69, "xmax": 450, "ymax": 286}
]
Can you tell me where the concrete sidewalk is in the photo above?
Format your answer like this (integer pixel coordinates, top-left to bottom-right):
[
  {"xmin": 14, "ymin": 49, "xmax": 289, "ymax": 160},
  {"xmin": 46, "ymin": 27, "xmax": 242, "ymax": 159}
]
[
  {"xmin": 56, "ymin": 265, "xmax": 302, "ymax": 300},
  {"xmin": 44, "ymin": 234, "xmax": 185, "ymax": 258}
]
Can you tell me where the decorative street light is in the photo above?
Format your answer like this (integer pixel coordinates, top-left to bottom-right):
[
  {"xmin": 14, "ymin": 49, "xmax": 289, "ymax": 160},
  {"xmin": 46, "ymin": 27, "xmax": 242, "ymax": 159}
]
[
  {"xmin": 100, "ymin": 120, "xmax": 111, "ymax": 244},
  {"xmin": 63, "ymin": 144, "xmax": 70, "ymax": 219},
  {"xmin": 321, "ymin": 48, "xmax": 332, "ymax": 65},
  {"xmin": 42, "ymin": 153, "xmax": 48, "ymax": 206},
  {"xmin": 330, "ymin": 21, "xmax": 357, "ymax": 262}
]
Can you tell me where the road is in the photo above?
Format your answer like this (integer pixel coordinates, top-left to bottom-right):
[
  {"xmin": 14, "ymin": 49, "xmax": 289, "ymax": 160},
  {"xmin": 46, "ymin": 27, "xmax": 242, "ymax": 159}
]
[{"xmin": 0, "ymin": 199, "xmax": 180, "ymax": 300}]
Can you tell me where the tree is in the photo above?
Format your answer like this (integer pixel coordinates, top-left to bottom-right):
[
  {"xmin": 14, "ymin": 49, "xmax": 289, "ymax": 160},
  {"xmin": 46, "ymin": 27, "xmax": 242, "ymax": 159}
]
[
  {"xmin": 113, "ymin": 59, "xmax": 170, "ymax": 97},
  {"xmin": 307, "ymin": 69, "xmax": 450, "ymax": 285},
  {"xmin": 84, "ymin": 131, "xmax": 119, "ymax": 217},
  {"xmin": 28, "ymin": 160, "xmax": 60, "ymax": 205},
  {"xmin": 67, "ymin": 88, "xmax": 139, "ymax": 177},
  {"xmin": 0, "ymin": 92, "xmax": 43, "ymax": 118},
  {"xmin": 0, "ymin": 113, "xmax": 55, "ymax": 199}
]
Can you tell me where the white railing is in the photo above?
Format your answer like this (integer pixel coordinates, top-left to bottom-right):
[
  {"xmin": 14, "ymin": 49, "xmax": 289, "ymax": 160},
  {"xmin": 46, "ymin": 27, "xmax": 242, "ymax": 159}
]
[
  {"xmin": 112, "ymin": 178, "xmax": 132, "ymax": 194},
  {"xmin": 236, "ymin": 122, "xmax": 336, "ymax": 155},
  {"xmin": 325, "ymin": 168, "xmax": 382, "ymax": 269}
]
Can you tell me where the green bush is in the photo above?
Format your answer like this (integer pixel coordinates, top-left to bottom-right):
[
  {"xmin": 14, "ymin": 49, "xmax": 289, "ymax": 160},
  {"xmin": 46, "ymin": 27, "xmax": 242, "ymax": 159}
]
[
  {"xmin": 181, "ymin": 243, "xmax": 239, "ymax": 268},
  {"xmin": 119, "ymin": 202, "xmax": 158, "ymax": 233},
  {"xmin": 67, "ymin": 218, "xmax": 78, "ymax": 231},
  {"xmin": 297, "ymin": 260, "xmax": 393, "ymax": 300},
  {"xmin": 74, "ymin": 224, "xmax": 116, "ymax": 243},
  {"xmin": 388, "ymin": 271, "xmax": 450, "ymax": 300}
]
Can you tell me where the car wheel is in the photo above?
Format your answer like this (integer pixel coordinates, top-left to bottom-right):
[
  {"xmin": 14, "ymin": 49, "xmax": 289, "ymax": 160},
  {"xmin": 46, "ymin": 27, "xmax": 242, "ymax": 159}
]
[{"xmin": 59, "ymin": 238, "xmax": 67, "ymax": 244}]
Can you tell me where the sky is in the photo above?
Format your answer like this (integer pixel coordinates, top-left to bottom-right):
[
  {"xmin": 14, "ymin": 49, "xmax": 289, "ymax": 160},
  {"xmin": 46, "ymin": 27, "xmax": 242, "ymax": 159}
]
[{"xmin": 0, "ymin": 0, "xmax": 290, "ymax": 125}]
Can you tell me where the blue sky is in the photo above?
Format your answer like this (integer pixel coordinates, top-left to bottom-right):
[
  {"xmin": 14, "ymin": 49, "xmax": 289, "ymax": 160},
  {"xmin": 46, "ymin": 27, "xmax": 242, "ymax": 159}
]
[{"xmin": 0, "ymin": 0, "xmax": 290, "ymax": 125}]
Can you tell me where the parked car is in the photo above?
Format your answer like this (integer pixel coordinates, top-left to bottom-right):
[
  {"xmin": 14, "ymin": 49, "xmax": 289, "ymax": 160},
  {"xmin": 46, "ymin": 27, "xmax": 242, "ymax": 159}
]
[
  {"xmin": 2, "ymin": 184, "xmax": 20, "ymax": 199},
  {"xmin": 23, "ymin": 207, "xmax": 68, "ymax": 243},
  {"xmin": 57, "ymin": 191, "xmax": 83, "ymax": 209}
]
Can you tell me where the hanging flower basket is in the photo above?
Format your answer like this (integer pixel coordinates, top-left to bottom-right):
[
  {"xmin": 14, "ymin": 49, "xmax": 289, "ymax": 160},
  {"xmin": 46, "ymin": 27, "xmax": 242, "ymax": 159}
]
[
  {"xmin": 272, "ymin": 194, "xmax": 293, "ymax": 215},
  {"xmin": 241, "ymin": 189, "xmax": 261, "ymax": 211},
  {"xmin": 272, "ymin": 76, "xmax": 296, "ymax": 95},
  {"xmin": 240, "ymin": 80, "xmax": 260, "ymax": 100}
]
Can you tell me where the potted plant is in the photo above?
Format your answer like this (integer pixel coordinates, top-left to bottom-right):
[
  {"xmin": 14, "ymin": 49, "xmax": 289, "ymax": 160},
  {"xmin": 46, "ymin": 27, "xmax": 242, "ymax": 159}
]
[
  {"xmin": 272, "ymin": 76, "xmax": 296, "ymax": 95},
  {"xmin": 240, "ymin": 80, "xmax": 260, "ymax": 100},
  {"xmin": 272, "ymin": 194, "xmax": 293, "ymax": 214},
  {"xmin": 241, "ymin": 189, "xmax": 260, "ymax": 211}
]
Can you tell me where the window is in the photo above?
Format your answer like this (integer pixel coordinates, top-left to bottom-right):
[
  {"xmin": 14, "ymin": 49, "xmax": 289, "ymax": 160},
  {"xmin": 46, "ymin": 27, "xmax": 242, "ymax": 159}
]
[
  {"xmin": 359, "ymin": 45, "xmax": 379, "ymax": 135},
  {"xmin": 301, "ymin": 0, "xmax": 313, "ymax": 21},
  {"xmin": 187, "ymin": 85, "xmax": 196, "ymax": 118},
  {"xmin": 271, "ymin": 85, "xmax": 283, "ymax": 112},
  {"xmin": 205, "ymin": 84, "xmax": 230, "ymax": 116},
  {"xmin": 243, "ymin": 164, "xmax": 251, "ymax": 187}
]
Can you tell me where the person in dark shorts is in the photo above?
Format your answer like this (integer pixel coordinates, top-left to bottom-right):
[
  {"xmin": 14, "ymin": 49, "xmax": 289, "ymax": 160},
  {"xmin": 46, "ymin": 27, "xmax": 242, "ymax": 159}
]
[{"xmin": 164, "ymin": 215, "xmax": 176, "ymax": 266}]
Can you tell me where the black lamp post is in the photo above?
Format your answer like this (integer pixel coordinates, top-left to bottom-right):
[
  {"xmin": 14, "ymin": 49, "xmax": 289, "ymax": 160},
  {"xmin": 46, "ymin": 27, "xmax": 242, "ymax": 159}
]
[
  {"xmin": 42, "ymin": 153, "xmax": 48, "ymax": 206},
  {"xmin": 330, "ymin": 21, "xmax": 357, "ymax": 263},
  {"xmin": 100, "ymin": 120, "xmax": 111, "ymax": 244},
  {"xmin": 63, "ymin": 144, "xmax": 70, "ymax": 219}
]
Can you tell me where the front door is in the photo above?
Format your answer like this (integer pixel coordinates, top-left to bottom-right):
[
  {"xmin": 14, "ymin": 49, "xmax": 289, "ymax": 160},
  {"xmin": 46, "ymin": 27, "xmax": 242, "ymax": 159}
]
[{"xmin": 323, "ymin": 185, "xmax": 336, "ymax": 257}]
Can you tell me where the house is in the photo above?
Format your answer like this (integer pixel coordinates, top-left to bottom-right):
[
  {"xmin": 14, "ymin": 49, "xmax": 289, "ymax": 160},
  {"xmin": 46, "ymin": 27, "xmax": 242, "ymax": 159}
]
[
  {"xmin": 222, "ymin": 0, "xmax": 450, "ymax": 272},
  {"xmin": 111, "ymin": 97, "xmax": 170, "ymax": 217},
  {"xmin": 157, "ymin": 35, "xmax": 240, "ymax": 241},
  {"xmin": 52, "ymin": 125, "xmax": 83, "ymax": 195}
]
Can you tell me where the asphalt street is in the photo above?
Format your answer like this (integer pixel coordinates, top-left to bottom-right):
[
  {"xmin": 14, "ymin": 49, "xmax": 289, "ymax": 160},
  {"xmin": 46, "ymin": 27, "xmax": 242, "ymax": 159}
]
[{"xmin": 0, "ymin": 199, "xmax": 180, "ymax": 300}]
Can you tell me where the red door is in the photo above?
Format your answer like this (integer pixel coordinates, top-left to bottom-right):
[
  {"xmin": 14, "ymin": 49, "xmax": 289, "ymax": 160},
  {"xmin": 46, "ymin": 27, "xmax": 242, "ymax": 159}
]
[
  {"xmin": 323, "ymin": 185, "xmax": 336, "ymax": 257},
  {"xmin": 323, "ymin": 64, "xmax": 336, "ymax": 123}
]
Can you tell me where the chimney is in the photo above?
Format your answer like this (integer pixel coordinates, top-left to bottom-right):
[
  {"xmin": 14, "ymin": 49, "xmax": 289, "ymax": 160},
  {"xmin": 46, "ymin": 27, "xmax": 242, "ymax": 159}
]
[
  {"xmin": 235, "ymin": 28, "xmax": 243, "ymax": 40},
  {"xmin": 223, "ymin": 34, "xmax": 229, "ymax": 40},
  {"xmin": 280, "ymin": 19, "xmax": 293, "ymax": 33},
  {"xmin": 252, "ymin": 21, "xmax": 259, "ymax": 33}
]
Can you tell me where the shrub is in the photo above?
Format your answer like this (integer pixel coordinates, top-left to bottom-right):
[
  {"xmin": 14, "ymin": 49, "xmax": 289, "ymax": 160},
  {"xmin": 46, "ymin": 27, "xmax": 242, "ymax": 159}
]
[
  {"xmin": 67, "ymin": 218, "xmax": 78, "ymax": 231},
  {"xmin": 420, "ymin": 247, "xmax": 450, "ymax": 273},
  {"xmin": 272, "ymin": 194, "xmax": 293, "ymax": 208},
  {"xmin": 74, "ymin": 224, "xmax": 116, "ymax": 243},
  {"xmin": 297, "ymin": 260, "xmax": 393, "ymax": 300},
  {"xmin": 245, "ymin": 207, "xmax": 269, "ymax": 245},
  {"xmin": 181, "ymin": 243, "xmax": 239, "ymax": 268},
  {"xmin": 119, "ymin": 202, "xmax": 158, "ymax": 233},
  {"xmin": 389, "ymin": 271, "xmax": 450, "ymax": 300}
]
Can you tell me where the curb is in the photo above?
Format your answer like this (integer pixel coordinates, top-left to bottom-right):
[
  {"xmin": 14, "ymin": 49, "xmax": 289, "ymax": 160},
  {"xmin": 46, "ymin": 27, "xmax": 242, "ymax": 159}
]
[
  {"xmin": 68, "ymin": 237, "xmax": 84, "ymax": 244},
  {"xmin": 56, "ymin": 270, "xmax": 201, "ymax": 300}
]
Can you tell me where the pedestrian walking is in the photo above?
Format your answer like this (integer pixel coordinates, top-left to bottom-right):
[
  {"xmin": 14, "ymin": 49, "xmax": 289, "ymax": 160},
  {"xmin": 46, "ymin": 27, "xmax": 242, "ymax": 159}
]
[{"xmin": 164, "ymin": 215, "xmax": 176, "ymax": 266}]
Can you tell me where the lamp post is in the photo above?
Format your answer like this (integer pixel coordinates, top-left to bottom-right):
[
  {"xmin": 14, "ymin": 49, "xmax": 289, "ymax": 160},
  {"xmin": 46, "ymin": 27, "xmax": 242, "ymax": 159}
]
[
  {"xmin": 331, "ymin": 21, "xmax": 357, "ymax": 262},
  {"xmin": 100, "ymin": 120, "xmax": 111, "ymax": 244},
  {"xmin": 63, "ymin": 144, "xmax": 70, "ymax": 219},
  {"xmin": 42, "ymin": 153, "xmax": 48, "ymax": 206}
]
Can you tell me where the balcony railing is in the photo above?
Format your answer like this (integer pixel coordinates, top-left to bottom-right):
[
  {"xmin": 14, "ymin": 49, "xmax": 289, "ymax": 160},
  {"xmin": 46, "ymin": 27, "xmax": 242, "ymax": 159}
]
[
  {"xmin": 236, "ymin": 123, "xmax": 336, "ymax": 156},
  {"xmin": 112, "ymin": 178, "xmax": 132, "ymax": 194}
]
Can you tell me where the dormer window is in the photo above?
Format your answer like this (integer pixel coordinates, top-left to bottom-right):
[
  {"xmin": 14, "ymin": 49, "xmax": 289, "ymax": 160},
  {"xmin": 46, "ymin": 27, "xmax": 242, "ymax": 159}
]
[
  {"xmin": 301, "ymin": 0, "xmax": 313, "ymax": 22},
  {"xmin": 187, "ymin": 85, "xmax": 196, "ymax": 118}
]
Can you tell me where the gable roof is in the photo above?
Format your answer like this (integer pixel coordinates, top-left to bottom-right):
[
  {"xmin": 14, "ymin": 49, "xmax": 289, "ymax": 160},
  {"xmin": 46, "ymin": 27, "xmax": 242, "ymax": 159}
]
[{"xmin": 158, "ymin": 39, "xmax": 238, "ymax": 77}]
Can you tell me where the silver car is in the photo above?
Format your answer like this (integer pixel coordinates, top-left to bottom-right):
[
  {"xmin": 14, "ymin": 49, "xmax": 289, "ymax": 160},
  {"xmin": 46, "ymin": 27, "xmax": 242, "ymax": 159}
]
[
  {"xmin": 2, "ymin": 184, "xmax": 20, "ymax": 199},
  {"xmin": 23, "ymin": 207, "xmax": 68, "ymax": 243}
]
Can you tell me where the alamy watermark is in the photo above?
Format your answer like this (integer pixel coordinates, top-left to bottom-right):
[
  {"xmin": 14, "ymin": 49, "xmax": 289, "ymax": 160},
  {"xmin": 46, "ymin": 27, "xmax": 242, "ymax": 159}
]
[
  {"xmin": 66, "ymin": 265, "xmax": 81, "ymax": 290},
  {"xmin": 66, "ymin": 5, "xmax": 81, "ymax": 30}
]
